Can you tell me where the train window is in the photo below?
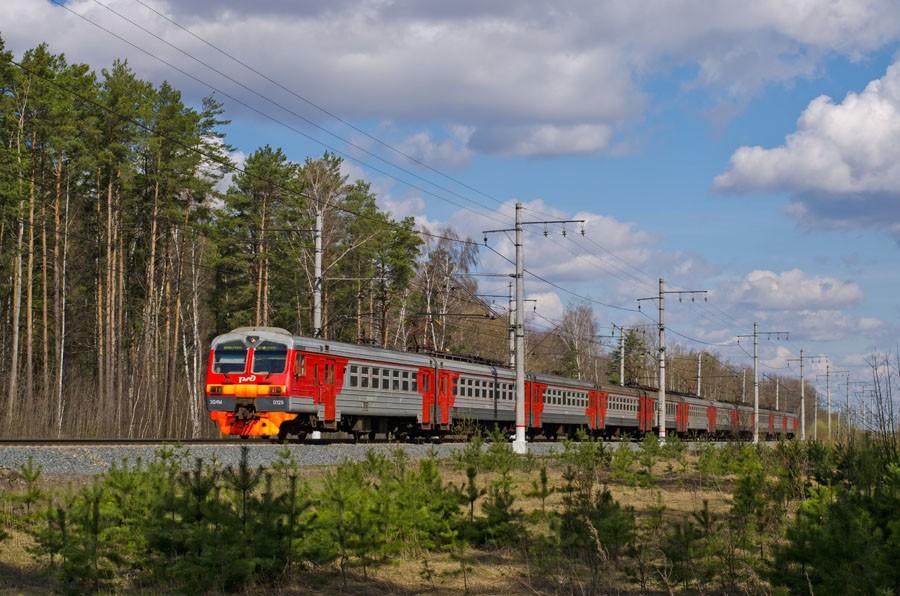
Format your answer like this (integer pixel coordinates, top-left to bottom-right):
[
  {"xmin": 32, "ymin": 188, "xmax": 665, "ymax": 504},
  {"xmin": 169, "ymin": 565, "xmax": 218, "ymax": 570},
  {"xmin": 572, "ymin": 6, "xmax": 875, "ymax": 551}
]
[
  {"xmin": 251, "ymin": 341, "xmax": 287, "ymax": 374},
  {"xmin": 213, "ymin": 341, "xmax": 247, "ymax": 373},
  {"xmin": 293, "ymin": 353, "xmax": 306, "ymax": 377},
  {"xmin": 393, "ymin": 376, "xmax": 400, "ymax": 391},
  {"xmin": 361, "ymin": 366, "xmax": 369, "ymax": 376},
  {"xmin": 382, "ymin": 377, "xmax": 390, "ymax": 390},
  {"xmin": 350, "ymin": 373, "xmax": 358, "ymax": 388},
  {"xmin": 411, "ymin": 378, "xmax": 417, "ymax": 392},
  {"xmin": 402, "ymin": 380, "xmax": 409, "ymax": 392},
  {"xmin": 350, "ymin": 365, "xmax": 358, "ymax": 375},
  {"xmin": 361, "ymin": 374, "xmax": 369, "ymax": 388}
]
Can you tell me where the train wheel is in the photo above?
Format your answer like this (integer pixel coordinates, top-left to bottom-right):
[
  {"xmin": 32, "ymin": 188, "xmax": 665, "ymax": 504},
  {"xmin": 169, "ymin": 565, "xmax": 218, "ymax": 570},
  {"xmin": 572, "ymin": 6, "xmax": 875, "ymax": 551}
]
[{"xmin": 368, "ymin": 430, "xmax": 376, "ymax": 442}]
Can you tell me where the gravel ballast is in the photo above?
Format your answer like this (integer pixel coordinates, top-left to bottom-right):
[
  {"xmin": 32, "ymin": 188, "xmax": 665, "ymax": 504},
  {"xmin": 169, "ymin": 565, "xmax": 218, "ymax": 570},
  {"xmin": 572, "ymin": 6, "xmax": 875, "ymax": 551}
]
[{"xmin": 0, "ymin": 442, "xmax": 570, "ymax": 476}]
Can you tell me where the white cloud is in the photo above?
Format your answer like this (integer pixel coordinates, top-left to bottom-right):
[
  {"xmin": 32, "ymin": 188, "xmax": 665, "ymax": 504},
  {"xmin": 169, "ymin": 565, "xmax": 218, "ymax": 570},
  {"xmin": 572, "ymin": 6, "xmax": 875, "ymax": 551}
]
[
  {"xmin": 7, "ymin": 0, "xmax": 900, "ymax": 157},
  {"xmin": 396, "ymin": 126, "xmax": 473, "ymax": 167},
  {"xmin": 762, "ymin": 345, "xmax": 793, "ymax": 369},
  {"xmin": 857, "ymin": 317, "xmax": 883, "ymax": 332},
  {"xmin": 714, "ymin": 58, "xmax": 900, "ymax": 238},
  {"xmin": 715, "ymin": 60, "xmax": 900, "ymax": 195},
  {"xmin": 527, "ymin": 291, "xmax": 565, "ymax": 324},
  {"xmin": 471, "ymin": 124, "xmax": 613, "ymax": 157},
  {"xmin": 214, "ymin": 147, "xmax": 246, "ymax": 193},
  {"xmin": 728, "ymin": 269, "xmax": 862, "ymax": 310}
]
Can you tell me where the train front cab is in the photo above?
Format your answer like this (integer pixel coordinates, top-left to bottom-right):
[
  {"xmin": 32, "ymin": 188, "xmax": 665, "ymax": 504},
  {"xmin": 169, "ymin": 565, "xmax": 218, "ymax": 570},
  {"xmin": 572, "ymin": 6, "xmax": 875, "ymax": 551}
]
[{"xmin": 205, "ymin": 328, "xmax": 298, "ymax": 437}]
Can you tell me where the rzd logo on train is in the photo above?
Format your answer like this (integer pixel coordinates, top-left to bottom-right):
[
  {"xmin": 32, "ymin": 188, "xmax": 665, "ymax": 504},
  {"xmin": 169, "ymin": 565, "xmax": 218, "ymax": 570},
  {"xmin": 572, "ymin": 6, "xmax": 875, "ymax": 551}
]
[{"xmin": 238, "ymin": 375, "xmax": 257, "ymax": 383}]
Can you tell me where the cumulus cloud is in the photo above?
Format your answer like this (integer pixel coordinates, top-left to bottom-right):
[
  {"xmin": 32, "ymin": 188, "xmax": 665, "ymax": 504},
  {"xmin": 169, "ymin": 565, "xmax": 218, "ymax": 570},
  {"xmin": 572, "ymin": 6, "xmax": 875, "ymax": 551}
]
[
  {"xmin": 470, "ymin": 124, "xmax": 613, "ymax": 157},
  {"xmin": 762, "ymin": 345, "xmax": 793, "ymax": 369},
  {"xmin": 396, "ymin": 126, "xmax": 473, "ymax": 168},
  {"xmin": 728, "ymin": 269, "xmax": 863, "ymax": 310},
  {"xmin": 7, "ymin": 0, "xmax": 900, "ymax": 157},
  {"xmin": 857, "ymin": 317, "xmax": 883, "ymax": 332},
  {"xmin": 527, "ymin": 291, "xmax": 565, "ymax": 324},
  {"xmin": 715, "ymin": 59, "xmax": 900, "ymax": 238}
]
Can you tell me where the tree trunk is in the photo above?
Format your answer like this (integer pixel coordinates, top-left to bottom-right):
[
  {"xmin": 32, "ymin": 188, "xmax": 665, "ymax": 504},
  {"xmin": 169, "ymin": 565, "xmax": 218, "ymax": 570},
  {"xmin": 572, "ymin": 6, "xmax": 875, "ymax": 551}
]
[
  {"xmin": 188, "ymin": 238, "xmax": 202, "ymax": 437},
  {"xmin": 160, "ymin": 244, "xmax": 172, "ymax": 437},
  {"xmin": 356, "ymin": 279, "xmax": 362, "ymax": 342},
  {"xmin": 25, "ymin": 134, "xmax": 36, "ymax": 409},
  {"xmin": 55, "ymin": 170, "xmax": 70, "ymax": 436},
  {"xmin": 53, "ymin": 157, "xmax": 62, "ymax": 432},
  {"xmin": 41, "ymin": 185, "xmax": 49, "ymax": 416},
  {"xmin": 255, "ymin": 196, "xmax": 268, "ymax": 326},
  {"xmin": 115, "ymin": 219, "xmax": 125, "ymax": 432},
  {"xmin": 105, "ymin": 173, "xmax": 115, "ymax": 432},
  {"xmin": 6, "ymin": 186, "xmax": 24, "ymax": 431},
  {"xmin": 141, "ymin": 170, "xmax": 160, "ymax": 424}
]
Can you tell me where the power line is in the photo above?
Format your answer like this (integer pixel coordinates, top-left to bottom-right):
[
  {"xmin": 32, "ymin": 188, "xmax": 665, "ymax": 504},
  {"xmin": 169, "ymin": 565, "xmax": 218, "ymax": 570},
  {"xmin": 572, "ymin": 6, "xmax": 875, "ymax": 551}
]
[
  {"xmin": 6, "ymin": 58, "xmax": 483, "ymax": 254},
  {"xmin": 49, "ymin": 0, "xmax": 507, "ymax": 225},
  {"xmin": 127, "ymin": 0, "xmax": 509, "ymax": 211},
  {"xmin": 73, "ymin": 1, "xmax": 674, "ymax": 293},
  {"xmin": 479, "ymin": 244, "xmax": 640, "ymax": 313}
]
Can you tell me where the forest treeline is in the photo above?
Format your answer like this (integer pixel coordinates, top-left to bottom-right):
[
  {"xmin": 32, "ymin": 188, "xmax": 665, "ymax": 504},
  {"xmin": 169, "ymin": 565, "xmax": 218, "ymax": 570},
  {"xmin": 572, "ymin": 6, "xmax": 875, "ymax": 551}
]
[{"xmin": 0, "ymin": 37, "xmax": 811, "ymax": 438}]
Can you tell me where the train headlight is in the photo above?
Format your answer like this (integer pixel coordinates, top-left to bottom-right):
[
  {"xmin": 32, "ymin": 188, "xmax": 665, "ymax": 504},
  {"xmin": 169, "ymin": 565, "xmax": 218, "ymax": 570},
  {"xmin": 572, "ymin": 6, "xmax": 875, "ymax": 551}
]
[
  {"xmin": 268, "ymin": 385, "xmax": 284, "ymax": 396},
  {"xmin": 208, "ymin": 385, "xmax": 223, "ymax": 395}
]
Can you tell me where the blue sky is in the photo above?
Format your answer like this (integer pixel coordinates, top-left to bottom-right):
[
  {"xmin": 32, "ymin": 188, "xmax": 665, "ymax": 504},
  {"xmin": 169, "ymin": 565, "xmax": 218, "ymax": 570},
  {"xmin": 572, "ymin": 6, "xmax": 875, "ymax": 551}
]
[{"xmin": 7, "ymin": 0, "xmax": 900, "ymax": 396}]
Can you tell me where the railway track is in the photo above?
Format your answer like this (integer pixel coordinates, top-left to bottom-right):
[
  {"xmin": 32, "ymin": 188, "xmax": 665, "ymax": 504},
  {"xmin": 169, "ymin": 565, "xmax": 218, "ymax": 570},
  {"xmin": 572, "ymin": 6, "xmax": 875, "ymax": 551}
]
[{"xmin": 0, "ymin": 437, "xmax": 775, "ymax": 476}]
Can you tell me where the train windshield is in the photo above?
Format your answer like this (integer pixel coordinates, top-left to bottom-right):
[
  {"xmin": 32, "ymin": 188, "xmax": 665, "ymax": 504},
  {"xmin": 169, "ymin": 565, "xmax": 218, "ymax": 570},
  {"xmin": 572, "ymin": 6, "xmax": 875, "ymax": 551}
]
[
  {"xmin": 213, "ymin": 341, "xmax": 247, "ymax": 374},
  {"xmin": 252, "ymin": 341, "xmax": 288, "ymax": 374}
]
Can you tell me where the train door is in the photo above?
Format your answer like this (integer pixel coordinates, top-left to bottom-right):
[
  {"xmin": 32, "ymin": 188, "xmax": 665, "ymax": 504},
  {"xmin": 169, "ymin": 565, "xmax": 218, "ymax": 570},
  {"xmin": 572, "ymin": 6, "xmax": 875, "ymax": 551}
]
[
  {"xmin": 676, "ymin": 401, "xmax": 690, "ymax": 433},
  {"xmin": 638, "ymin": 394, "xmax": 655, "ymax": 432},
  {"xmin": 311, "ymin": 355, "xmax": 344, "ymax": 425},
  {"xmin": 586, "ymin": 390, "xmax": 608, "ymax": 430},
  {"xmin": 706, "ymin": 405, "xmax": 717, "ymax": 434},
  {"xmin": 524, "ymin": 380, "xmax": 547, "ymax": 428},
  {"xmin": 435, "ymin": 369, "xmax": 459, "ymax": 427},
  {"xmin": 417, "ymin": 366, "xmax": 458, "ymax": 429},
  {"xmin": 417, "ymin": 367, "xmax": 435, "ymax": 427}
]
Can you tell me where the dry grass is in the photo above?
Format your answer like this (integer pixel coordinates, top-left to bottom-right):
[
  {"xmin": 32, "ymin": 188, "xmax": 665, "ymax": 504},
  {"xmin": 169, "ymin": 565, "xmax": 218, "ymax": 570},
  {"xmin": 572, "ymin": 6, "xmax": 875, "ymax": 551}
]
[{"xmin": 0, "ymin": 530, "xmax": 51, "ymax": 595}]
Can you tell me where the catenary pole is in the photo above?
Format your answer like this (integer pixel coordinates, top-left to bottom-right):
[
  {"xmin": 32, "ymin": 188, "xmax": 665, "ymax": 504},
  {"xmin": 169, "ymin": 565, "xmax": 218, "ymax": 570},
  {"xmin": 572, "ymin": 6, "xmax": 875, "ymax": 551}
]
[
  {"xmin": 800, "ymin": 349, "xmax": 805, "ymax": 440},
  {"xmin": 826, "ymin": 362, "xmax": 831, "ymax": 441},
  {"xmin": 513, "ymin": 202, "xmax": 526, "ymax": 454},
  {"xmin": 507, "ymin": 280, "xmax": 514, "ymax": 368},
  {"xmin": 696, "ymin": 352, "xmax": 702, "ymax": 397},
  {"xmin": 313, "ymin": 210, "xmax": 323, "ymax": 338},
  {"xmin": 311, "ymin": 210, "xmax": 324, "ymax": 441},
  {"xmin": 482, "ymin": 207, "xmax": 585, "ymax": 455},
  {"xmin": 753, "ymin": 322, "xmax": 759, "ymax": 444},
  {"xmin": 658, "ymin": 278, "xmax": 666, "ymax": 439},
  {"xmin": 738, "ymin": 324, "xmax": 789, "ymax": 444},
  {"xmin": 619, "ymin": 325, "xmax": 626, "ymax": 387},
  {"xmin": 637, "ymin": 281, "xmax": 707, "ymax": 440}
]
